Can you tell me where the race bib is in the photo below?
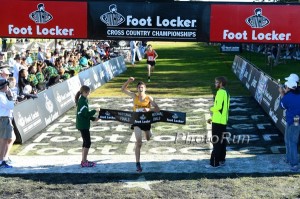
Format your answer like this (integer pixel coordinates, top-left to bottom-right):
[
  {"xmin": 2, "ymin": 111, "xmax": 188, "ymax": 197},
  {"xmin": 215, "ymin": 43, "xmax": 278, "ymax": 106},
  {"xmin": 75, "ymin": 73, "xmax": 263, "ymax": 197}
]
[{"xmin": 148, "ymin": 56, "xmax": 154, "ymax": 61}]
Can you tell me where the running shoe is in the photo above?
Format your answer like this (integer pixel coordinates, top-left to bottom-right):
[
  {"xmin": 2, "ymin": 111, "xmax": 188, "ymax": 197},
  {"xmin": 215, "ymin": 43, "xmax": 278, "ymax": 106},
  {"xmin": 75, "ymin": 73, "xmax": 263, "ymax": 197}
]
[
  {"xmin": 220, "ymin": 161, "xmax": 226, "ymax": 166},
  {"xmin": 136, "ymin": 163, "xmax": 143, "ymax": 172},
  {"xmin": 205, "ymin": 164, "xmax": 221, "ymax": 169},
  {"xmin": 0, "ymin": 161, "xmax": 13, "ymax": 168},
  {"xmin": 281, "ymin": 158, "xmax": 290, "ymax": 164},
  {"xmin": 5, "ymin": 157, "xmax": 12, "ymax": 164},
  {"xmin": 291, "ymin": 165, "xmax": 299, "ymax": 172},
  {"xmin": 81, "ymin": 161, "xmax": 96, "ymax": 168}
]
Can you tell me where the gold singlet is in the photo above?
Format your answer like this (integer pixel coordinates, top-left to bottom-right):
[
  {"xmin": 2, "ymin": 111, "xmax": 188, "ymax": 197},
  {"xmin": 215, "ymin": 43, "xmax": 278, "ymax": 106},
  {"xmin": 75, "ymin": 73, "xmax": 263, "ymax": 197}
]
[{"xmin": 133, "ymin": 94, "xmax": 151, "ymax": 112}]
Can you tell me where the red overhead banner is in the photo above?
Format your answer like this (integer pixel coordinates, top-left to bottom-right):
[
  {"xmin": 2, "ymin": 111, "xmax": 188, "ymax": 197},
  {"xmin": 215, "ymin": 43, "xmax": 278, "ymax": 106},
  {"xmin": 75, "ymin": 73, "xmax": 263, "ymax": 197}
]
[
  {"xmin": 1, "ymin": 1, "xmax": 300, "ymax": 43},
  {"xmin": 210, "ymin": 4, "xmax": 300, "ymax": 44},
  {"xmin": 0, "ymin": 0, "xmax": 87, "ymax": 39}
]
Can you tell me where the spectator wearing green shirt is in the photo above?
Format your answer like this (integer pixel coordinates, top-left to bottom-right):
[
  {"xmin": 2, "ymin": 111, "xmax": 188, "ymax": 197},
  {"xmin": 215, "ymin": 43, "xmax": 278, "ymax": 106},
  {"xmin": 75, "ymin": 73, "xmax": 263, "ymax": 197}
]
[
  {"xmin": 27, "ymin": 65, "xmax": 39, "ymax": 92},
  {"xmin": 75, "ymin": 85, "xmax": 99, "ymax": 167},
  {"xmin": 36, "ymin": 61, "xmax": 46, "ymax": 91},
  {"xmin": 66, "ymin": 55, "xmax": 81, "ymax": 77},
  {"xmin": 44, "ymin": 63, "xmax": 59, "ymax": 87}
]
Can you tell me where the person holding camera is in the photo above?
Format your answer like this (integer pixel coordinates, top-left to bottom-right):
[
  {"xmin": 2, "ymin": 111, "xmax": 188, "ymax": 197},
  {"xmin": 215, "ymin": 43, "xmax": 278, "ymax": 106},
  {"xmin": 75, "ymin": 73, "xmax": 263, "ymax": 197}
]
[
  {"xmin": 279, "ymin": 79, "xmax": 300, "ymax": 172},
  {"xmin": 0, "ymin": 79, "xmax": 15, "ymax": 168}
]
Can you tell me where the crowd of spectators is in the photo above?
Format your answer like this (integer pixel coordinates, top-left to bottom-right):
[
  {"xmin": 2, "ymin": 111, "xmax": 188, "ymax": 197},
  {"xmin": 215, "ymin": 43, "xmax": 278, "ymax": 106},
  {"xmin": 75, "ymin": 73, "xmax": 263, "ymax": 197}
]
[
  {"xmin": 0, "ymin": 40, "xmax": 113, "ymax": 103},
  {"xmin": 243, "ymin": 44, "xmax": 300, "ymax": 65}
]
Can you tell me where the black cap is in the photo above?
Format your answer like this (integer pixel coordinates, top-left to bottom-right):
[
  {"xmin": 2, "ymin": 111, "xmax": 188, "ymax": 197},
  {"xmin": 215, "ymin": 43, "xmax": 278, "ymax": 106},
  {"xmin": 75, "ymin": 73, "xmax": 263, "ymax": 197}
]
[
  {"xmin": 0, "ymin": 79, "xmax": 8, "ymax": 89},
  {"xmin": 14, "ymin": 54, "xmax": 21, "ymax": 60}
]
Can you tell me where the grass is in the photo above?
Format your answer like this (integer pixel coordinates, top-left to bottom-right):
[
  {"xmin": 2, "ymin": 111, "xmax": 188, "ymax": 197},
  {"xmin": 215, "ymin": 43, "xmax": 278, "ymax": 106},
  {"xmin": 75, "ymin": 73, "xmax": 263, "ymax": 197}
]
[
  {"xmin": 2, "ymin": 42, "xmax": 300, "ymax": 198},
  {"xmin": 239, "ymin": 48, "xmax": 300, "ymax": 81},
  {"xmin": 90, "ymin": 42, "xmax": 251, "ymax": 98},
  {"xmin": 1, "ymin": 174, "xmax": 300, "ymax": 198},
  {"xmin": 91, "ymin": 42, "xmax": 300, "ymax": 98}
]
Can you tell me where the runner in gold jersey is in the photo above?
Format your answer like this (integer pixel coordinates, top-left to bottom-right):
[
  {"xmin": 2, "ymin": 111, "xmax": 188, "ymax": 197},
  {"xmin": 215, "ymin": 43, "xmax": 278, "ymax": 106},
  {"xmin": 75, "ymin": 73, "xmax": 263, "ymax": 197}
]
[{"xmin": 121, "ymin": 77, "xmax": 159, "ymax": 172}]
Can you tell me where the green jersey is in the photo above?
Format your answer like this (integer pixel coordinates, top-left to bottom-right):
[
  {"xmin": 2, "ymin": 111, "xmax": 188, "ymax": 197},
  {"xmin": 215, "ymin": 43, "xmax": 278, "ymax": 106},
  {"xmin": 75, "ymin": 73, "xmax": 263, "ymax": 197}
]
[
  {"xmin": 76, "ymin": 96, "xmax": 97, "ymax": 129},
  {"xmin": 210, "ymin": 89, "xmax": 230, "ymax": 125}
]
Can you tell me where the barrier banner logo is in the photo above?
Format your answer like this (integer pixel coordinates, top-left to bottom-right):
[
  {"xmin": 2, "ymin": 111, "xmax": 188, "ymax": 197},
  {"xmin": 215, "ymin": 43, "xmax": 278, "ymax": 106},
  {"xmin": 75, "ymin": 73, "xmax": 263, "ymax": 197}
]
[{"xmin": 232, "ymin": 55, "xmax": 286, "ymax": 134}]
